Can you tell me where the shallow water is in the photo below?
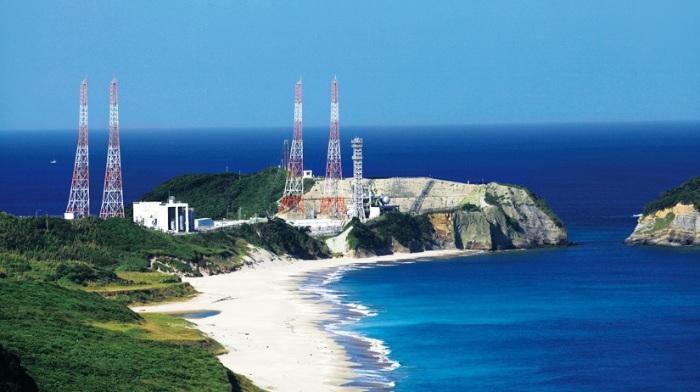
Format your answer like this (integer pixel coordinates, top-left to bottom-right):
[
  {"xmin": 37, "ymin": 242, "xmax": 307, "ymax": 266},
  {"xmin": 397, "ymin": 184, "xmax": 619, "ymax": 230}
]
[{"xmin": 171, "ymin": 310, "xmax": 221, "ymax": 319}]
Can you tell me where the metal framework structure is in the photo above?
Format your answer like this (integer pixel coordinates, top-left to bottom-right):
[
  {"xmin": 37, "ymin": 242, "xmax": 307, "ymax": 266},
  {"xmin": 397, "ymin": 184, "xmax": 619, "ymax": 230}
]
[
  {"xmin": 65, "ymin": 79, "xmax": 90, "ymax": 219},
  {"xmin": 320, "ymin": 77, "xmax": 347, "ymax": 218},
  {"xmin": 351, "ymin": 137, "xmax": 366, "ymax": 222},
  {"xmin": 278, "ymin": 79, "xmax": 305, "ymax": 215},
  {"xmin": 99, "ymin": 77, "xmax": 125, "ymax": 218}
]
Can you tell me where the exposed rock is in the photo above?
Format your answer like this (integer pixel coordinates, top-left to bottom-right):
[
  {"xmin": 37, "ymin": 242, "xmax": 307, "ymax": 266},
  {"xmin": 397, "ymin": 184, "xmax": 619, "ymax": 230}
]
[
  {"xmin": 626, "ymin": 203, "xmax": 700, "ymax": 246},
  {"xmin": 441, "ymin": 183, "xmax": 567, "ymax": 250},
  {"xmin": 324, "ymin": 179, "xmax": 568, "ymax": 254}
]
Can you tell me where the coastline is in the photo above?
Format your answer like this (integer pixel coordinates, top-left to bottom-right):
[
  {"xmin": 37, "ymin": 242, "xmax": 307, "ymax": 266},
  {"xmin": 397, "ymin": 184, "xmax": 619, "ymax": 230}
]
[{"xmin": 133, "ymin": 249, "xmax": 477, "ymax": 392}]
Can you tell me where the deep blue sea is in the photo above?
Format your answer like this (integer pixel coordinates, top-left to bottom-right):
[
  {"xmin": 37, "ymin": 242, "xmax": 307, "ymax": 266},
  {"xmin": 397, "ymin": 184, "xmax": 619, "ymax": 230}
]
[{"xmin": 1, "ymin": 122, "xmax": 700, "ymax": 390}]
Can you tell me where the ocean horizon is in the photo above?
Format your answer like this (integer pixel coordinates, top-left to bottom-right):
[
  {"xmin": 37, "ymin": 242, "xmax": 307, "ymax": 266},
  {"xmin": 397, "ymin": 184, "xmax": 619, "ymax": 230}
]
[{"xmin": 2, "ymin": 122, "xmax": 700, "ymax": 390}]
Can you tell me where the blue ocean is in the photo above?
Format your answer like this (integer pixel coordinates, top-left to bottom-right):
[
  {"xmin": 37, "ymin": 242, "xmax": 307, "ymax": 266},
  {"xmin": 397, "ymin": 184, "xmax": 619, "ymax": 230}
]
[{"xmin": 1, "ymin": 122, "xmax": 700, "ymax": 390}]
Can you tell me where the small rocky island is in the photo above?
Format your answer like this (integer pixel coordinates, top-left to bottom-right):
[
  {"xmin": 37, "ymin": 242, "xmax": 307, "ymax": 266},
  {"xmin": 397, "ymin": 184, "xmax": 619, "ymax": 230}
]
[{"xmin": 626, "ymin": 177, "xmax": 700, "ymax": 246}]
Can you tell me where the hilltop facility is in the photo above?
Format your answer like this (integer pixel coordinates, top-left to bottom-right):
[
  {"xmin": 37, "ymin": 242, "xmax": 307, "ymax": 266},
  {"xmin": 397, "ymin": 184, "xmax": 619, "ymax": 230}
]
[{"xmin": 133, "ymin": 197, "xmax": 195, "ymax": 233}]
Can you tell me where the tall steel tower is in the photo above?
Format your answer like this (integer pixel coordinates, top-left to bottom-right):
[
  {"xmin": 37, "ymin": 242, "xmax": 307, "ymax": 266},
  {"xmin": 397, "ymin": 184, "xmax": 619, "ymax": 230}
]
[
  {"xmin": 65, "ymin": 79, "xmax": 90, "ymax": 219},
  {"xmin": 320, "ymin": 77, "xmax": 347, "ymax": 218},
  {"xmin": 278, "ymin": 79, "xmax": 305, "ymax": 215},
  {"xmin": 99, "ymin": 77, "xmax": 125, "ymax": 218},
  {"xmin": 351, "ymin": 137, "xmax": 366, "ymax": 222}
]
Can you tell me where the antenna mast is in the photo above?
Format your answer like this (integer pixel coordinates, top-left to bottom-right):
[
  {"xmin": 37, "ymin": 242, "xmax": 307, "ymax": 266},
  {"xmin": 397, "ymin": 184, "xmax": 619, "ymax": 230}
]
[
  {"xmin": 320, "ymin": 77, "xmax": 347, "ymax": 218},
  {"xmin": 278, "ymin": 79, "xmax": 305, "ymax": 216},
  {"xmin": 99, "ymin": 77, "xmax": 125, "ymax": 218},
  {"xmin": 65, "ymin": 78, "xmax": 90, "ymax": 219}
]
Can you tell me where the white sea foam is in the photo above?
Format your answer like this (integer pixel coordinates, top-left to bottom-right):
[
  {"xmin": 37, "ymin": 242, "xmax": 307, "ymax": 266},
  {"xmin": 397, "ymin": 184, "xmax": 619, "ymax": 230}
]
[{"xmin": 301, "ymin": 265, "xmax": 401, "ymax": 388}]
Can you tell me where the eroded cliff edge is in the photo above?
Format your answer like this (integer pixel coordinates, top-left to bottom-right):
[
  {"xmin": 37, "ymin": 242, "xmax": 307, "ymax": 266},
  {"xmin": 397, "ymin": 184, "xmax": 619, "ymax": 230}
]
[
  {"xmin": 626, "ymin": 177, "xmax": 700, "ymax": 246},
  {"xmin": 320, "ymin": 178, "xmax": 568, "ymax": 255}
]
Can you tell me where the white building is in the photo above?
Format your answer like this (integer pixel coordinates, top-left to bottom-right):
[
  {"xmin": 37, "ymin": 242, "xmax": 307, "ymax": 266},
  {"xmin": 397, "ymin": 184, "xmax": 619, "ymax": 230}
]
[
  {"xmin": 133, "ymin": 196, "xmax": 194, "ymax": 233},
  {"xmin": 303, "ymin": 170, "xmax": 313, "ymax": 179}
]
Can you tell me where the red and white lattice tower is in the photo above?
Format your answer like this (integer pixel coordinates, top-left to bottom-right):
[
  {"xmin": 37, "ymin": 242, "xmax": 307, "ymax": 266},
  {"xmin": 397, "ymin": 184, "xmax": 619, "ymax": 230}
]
[
  {"xmin": 65, "ymin": 78, "xmax": 90, "ymax": 219},
  {"xmin": 99, "ymin": 77, "xmax": 125, "ymax": 218},
  {"xmin": 320, "ymin": 77, "xmax": 347, "ymax": 218},
  {"xmin": 278, "ymin": 79, "xmax": 305, "ymax": 215}
]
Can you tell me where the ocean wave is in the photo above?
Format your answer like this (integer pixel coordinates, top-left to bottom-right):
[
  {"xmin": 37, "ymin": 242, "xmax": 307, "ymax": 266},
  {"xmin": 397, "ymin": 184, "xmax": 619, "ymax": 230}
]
[{"xmin": 301, "ymin": 266, "xmax": 400, "ymax": 390}]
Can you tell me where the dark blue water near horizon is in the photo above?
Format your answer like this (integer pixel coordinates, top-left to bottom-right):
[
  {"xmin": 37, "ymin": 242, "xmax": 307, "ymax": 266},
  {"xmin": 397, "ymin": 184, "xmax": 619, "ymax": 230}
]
[{"xmin": 2, "ymin": 122, "xmax": 700, "ymax": 390}]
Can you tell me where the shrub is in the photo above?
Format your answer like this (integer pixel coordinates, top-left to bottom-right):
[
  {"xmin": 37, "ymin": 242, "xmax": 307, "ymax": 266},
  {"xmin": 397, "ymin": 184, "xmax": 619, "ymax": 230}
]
[{"xmin": 644, "ymin": 177, "xmax": 700, "ymax": 215}]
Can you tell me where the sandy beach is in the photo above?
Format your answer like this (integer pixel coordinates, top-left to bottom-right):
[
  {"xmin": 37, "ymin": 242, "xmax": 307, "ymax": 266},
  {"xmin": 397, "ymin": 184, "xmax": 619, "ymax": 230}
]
[{"xmin": 133, "ymin": 249, "xmax": 474, "ymax": 392}]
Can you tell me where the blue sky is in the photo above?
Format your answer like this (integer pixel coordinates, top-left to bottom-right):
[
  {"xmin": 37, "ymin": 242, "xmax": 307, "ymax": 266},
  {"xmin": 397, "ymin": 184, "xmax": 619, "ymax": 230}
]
[{"xmin": 1, "ymin": 0, "xmax": 699, "ymax": 130}]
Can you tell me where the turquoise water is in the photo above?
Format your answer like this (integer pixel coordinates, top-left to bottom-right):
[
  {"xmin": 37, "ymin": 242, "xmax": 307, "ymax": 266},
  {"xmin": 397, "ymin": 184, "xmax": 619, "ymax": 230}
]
[
  {"xmin": 322, "ymin": 229, "xmax": 700, "ymax": 390},
  {"xmin": 172, "ymin": 310, "xmax": 221, "ymax": 319}
]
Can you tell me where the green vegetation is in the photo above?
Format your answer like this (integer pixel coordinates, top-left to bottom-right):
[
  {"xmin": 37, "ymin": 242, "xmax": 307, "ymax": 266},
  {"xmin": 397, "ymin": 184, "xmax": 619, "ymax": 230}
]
[
  {"xmin": 224, "ymin": 218, "xmax": 329, "ymax": 259},
  {"xmin": 347, "ymin": 212, "xmax": 435, "ymax": 254},
  {"xmin": 0, "ymin": 280, "xmax": 263, "ymax": 392},
  {"xmin": 484, "ymin": 191, "xmax": 501, "ymax": 207},
  {"xmin": 644, "ymin": 177, "xmax": 700, "ymax": 215},
  {"xmin": 0, "ymin": 212, "xmax": 328, "ymax": 296},
  {"xmin": 84, "ymin": 271, "xmax": 196, "ymax": 304},
  {"xmin": 652, "ymin": 212, "xmax": 676, "ymax": 231},
  {"xmin": 139, "ymin": 167, "xmax": 294, "ymax": 219},
  {"xmin": 460, "ymin": 203, "xmax": 481, "ymax": 212},
  {"xmin": 91, "ymin": 312, "xmax": 226, "ymax": 355},
  {"xmin": 346, "ymin": 218, "xmax": 391, "ymax": 255}
]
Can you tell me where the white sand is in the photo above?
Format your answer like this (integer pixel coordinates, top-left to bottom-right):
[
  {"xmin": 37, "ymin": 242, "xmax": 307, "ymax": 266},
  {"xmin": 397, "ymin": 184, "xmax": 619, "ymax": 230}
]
[{"xmin": 133, "ymin": 249, "xmax": 475, "ymax": 392}]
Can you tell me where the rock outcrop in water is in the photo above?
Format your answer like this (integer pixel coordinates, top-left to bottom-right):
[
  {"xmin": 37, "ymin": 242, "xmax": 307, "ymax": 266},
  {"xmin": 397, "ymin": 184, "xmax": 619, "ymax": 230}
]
[
  {"xmin": 626, "ymin": 203, "xmax": 700, "ymax": 246},
  {"xmin": 626, "ymin": 177, "xmax": 700, "ymax": 246}
]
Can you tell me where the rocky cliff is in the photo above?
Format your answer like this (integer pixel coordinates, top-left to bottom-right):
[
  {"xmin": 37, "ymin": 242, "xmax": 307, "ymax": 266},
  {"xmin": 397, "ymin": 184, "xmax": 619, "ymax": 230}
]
[
  {"xmin": 626, "ymin": 177, "xmax": 700, "ymax": 246},
  {"xmin": 324, "ymin": 179, "xmax": 568, "ymax": 255},
  {"xmin": 626, "ymin": 203, "xmax": 700, "ymax": 246},
  {"xmin": 428, "ymin": 183, "xmax": 567, "ymax": 250}
]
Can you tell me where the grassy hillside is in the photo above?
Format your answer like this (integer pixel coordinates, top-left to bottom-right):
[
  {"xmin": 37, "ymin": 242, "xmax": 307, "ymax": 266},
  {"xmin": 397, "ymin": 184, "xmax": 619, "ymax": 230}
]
[
  {"xmin": 0, "ymin": 280, "xmax": 264, "ymax": 392},
  {"xmin": 347, "ymin": 212, "xmax": 435, "ymax": 254},
  {"xmin": 139, "ymin": 167, "xmax": 290, "ymax": 219},
  {"xmin": 644, "ymin": 177, "xmax": 700, "ymax": 214},
  {"xmin": 0, "ymin": 213, "xmax": 328, "ymax": 301}
]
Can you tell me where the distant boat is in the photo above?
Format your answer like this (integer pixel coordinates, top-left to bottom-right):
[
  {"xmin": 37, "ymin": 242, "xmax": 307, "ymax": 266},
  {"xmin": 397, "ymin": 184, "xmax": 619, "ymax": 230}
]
[
  {"xmin": 50, "ymin": 160, "xmax": 57, "ymax": 164},
  {"xmin": 632, "ymin": 213, "xmax": 642, "ymax": 218}
]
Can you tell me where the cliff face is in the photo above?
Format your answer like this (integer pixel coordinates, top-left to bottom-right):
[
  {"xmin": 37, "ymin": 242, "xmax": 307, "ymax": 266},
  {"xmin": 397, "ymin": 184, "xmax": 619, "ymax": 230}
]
[
  {"xmin": 429, "ymin": 183, "xmax": 568, "ymax": 250},
  {"xmin": 327, "ymin": 179, "xmax": 568, "ymax": 255},
  {"xmin": 626, "ymin": 203, "xmax": 700, "ymax": 246}
]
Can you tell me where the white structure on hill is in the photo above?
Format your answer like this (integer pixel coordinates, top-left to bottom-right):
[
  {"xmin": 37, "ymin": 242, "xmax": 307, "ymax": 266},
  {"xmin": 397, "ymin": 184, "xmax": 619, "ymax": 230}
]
[{"xmin": 133, "ymin": 196, "xmax": 194, "ymax": 233}]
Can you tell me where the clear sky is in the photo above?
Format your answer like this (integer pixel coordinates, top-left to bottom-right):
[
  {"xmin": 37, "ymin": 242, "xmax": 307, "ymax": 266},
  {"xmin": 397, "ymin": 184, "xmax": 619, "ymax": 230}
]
[{"xmin": 1, "ymin": 0, "xmax": 699, "ymax": 130}]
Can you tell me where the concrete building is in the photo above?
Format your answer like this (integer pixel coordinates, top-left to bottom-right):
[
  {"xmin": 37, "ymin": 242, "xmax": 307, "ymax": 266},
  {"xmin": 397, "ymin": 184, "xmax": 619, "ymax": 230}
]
[
  {"xmin": 303, "ymin": 170, "xmax": 313, "ymax": 179},
  {"xmin": 133, "ymin": 196, "xmax": 194, "ymax": 233}
]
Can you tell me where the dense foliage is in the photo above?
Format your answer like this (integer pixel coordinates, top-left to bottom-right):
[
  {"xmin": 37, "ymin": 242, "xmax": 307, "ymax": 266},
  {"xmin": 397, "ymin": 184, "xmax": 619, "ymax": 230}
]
[
  {"xmin": 644, "ymin": 177, "xmax": 700, "ymax": 214},
  {"xmin": 0, "ymin": 213, "xmax": 215, "ymax": 279},
  {"xmin": 218, "ymin": 218, "xmax": 330, "ymax": 259},
  {"xmin": 0, "ymin": 281, "xmax": 261, "ymax": 392},
  {"xmin": 0, "ymin": 212, "xmax": 327, "ymax": 286},
  {"xmin": 347, "ymin": 212, "xmax": 435, "ymax": 254},
  {"xmin": 139, "ymin": 167, "xmax": 296, "ymax": 219},
  {"xmin": 346, "ymin": 218, "xmax": 392, "ymax": 255}
]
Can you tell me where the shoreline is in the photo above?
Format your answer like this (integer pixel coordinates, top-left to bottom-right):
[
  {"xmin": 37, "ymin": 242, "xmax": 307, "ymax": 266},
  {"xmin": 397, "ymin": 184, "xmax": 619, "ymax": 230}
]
[{"xmin": 133, "ymin": 249, "xmax": 478, "ymax": 392}]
